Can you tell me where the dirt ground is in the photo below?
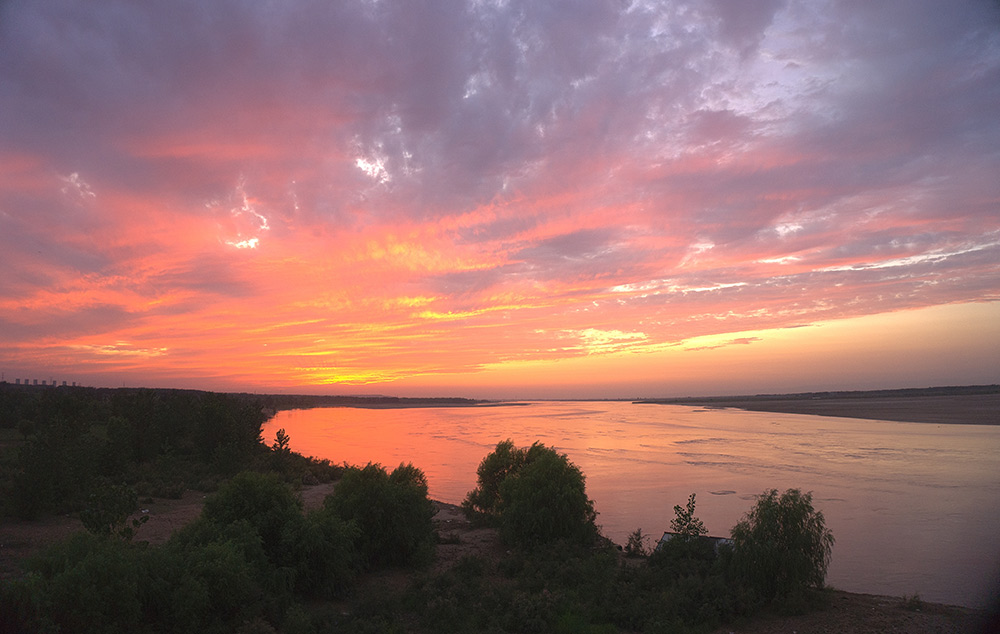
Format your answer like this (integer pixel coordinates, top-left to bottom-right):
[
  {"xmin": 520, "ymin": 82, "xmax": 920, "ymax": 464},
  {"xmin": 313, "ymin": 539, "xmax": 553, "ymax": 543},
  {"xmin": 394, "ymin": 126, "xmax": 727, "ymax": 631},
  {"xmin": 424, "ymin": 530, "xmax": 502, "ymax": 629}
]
[{"xmin": 2, "ymin": 486, "xmax": 994, "ymax": 633}]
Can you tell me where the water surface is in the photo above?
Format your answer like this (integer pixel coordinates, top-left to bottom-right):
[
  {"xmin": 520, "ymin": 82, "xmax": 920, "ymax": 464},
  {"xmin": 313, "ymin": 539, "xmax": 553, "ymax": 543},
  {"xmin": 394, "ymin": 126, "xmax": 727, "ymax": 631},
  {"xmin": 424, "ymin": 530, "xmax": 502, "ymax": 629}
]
[{"xmin": 263, "ymin": 401, "xmax": 1000, "ymax": 608}]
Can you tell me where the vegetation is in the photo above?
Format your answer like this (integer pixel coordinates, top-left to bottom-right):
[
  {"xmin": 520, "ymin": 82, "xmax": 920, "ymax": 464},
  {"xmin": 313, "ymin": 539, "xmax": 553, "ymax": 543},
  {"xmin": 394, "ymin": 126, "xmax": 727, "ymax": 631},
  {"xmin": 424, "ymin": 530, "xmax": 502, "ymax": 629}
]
[
  {"xmin": 463, "ymin": 440, "xmax": 598, "ymax": 548},
  {"xmin": 0, "ymin": 383, "xmax": 843, "ymax": 632},
  {"xmin": 729, "ymin": 488, "xmax": 835, "ymax": 607},
  {"xmin": 670, "ymin": 492, "xmax": 707, "ymax": 538},
  {"xmin": 324, "ymin": 462, "xmax": 436, "ymax": 569}
]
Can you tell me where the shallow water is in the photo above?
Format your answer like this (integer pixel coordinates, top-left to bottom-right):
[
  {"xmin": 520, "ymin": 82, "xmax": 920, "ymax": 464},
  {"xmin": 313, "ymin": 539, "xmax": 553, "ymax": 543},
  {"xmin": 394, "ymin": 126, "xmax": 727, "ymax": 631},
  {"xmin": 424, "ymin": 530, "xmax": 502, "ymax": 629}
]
[{"xmin": 263, "ymin": 401, "xmax": 1000, "ymax": 608}]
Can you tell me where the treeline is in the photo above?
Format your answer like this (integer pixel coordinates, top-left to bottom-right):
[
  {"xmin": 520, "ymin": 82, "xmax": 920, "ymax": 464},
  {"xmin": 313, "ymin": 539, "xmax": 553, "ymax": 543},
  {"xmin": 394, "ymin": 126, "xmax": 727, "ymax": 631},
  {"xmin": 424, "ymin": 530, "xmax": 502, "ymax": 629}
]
[
  {"xmin": 0, "ymin": 384, "xmax": 337, "ymax": 520},
  {"xmin": 258, "ymin": 392, "xmax": 483, "ymax": 411}
]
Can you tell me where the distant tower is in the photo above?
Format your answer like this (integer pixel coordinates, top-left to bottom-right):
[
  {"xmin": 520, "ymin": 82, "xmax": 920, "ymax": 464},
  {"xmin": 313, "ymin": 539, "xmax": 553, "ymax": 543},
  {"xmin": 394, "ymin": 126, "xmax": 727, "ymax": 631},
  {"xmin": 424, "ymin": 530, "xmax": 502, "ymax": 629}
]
[
  {"xmin": 33, "ymin": 379, "xmax": 38, "ymax": 385},
  {"xmin": 15, "ymin": 378, "xmax": 20, "ymax": 385}
]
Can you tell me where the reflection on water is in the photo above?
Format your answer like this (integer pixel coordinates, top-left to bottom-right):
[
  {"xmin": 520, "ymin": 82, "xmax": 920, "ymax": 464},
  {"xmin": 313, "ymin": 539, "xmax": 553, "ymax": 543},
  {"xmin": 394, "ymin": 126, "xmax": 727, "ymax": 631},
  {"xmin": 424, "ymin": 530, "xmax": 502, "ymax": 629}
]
[{"xmin": 263, "ymin": 401, "xmax": 1000, "ymax": 608}]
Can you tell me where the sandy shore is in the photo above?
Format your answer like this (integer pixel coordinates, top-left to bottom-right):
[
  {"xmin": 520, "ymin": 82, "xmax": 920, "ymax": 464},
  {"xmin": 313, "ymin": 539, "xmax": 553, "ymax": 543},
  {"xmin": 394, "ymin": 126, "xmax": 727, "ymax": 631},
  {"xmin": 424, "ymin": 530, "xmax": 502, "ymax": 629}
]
[{"xmin": 645, "ymin": 392, "xmax": 1000, "ymax": 425}]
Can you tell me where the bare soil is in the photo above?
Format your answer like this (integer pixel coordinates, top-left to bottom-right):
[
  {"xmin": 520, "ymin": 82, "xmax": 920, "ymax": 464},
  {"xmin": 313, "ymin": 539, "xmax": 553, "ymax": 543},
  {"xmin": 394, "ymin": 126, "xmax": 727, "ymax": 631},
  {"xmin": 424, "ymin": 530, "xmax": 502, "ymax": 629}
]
[{"xmin": 2, "ymin": 487, "xmax": 993, "ymax": 633}]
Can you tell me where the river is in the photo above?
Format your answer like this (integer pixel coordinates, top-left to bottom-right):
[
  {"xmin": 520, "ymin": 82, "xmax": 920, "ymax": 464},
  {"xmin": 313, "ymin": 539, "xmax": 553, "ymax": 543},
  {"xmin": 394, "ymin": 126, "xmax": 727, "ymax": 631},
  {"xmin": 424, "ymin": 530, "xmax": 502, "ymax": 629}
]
[{"xmin": 262, "ymin": 401, "xmax": 1000, "ymax": 608}]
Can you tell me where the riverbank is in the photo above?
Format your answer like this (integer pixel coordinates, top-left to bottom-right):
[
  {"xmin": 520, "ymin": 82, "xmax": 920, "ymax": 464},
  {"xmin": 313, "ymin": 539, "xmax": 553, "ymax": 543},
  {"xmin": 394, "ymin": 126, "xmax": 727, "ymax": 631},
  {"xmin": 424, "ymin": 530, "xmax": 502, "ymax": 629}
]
[
  {"xmin": 638, "ymin": 387, "xmax": 1000, "ymax": 425},
  {"xmin": 2, "ymin": 485, "xmax": 991, "ymax": 633}
]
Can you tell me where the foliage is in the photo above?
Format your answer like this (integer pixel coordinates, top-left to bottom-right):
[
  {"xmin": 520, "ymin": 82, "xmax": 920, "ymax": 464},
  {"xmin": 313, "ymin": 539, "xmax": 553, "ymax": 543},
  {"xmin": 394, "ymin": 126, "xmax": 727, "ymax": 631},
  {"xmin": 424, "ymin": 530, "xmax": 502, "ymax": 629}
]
[
  {"xmin": 670, "ymin": 493, "xmax": 707, "ymax": 538},
  {"xmin": 0, "ymin": 384, "xmax": 273, "ymax": 518},
  {"xmin": 285, "ymin": 504, "xmax": 359, "ymax": 598},
  {"xmin": 272, "ymin": 428, "xmax": 291, "ymax": 453},
  {"xmin": 0, "ymin": 388, "xmax": 847, "ymax": 634},
  {"xmin": 624, "ymin": 527, "xmax": 650, "ymax": 557},
  {"xmin": 79, "ymin": 481, "xmax": 147, "ymax": 541},
  {"xmin": 325, "ymin": 462, "xmax": 436, "ymax": 569},
  {"xmin": 496, "ymin": 443, "xmax": 598, "ymax": 548},
  {"xmin": 198, "ymin": 470, "xmax": 303, "ymax": 560},
  {"xmin": 729, "ymin": 488, "xmax": 835, "ymax": 606},
  {"xmin": 462, "ymin": 439, "xmax": 528, "ymax": 521},
  {"xmin": 463, "ymin": 440, "xmax": 598, "ymax": 549}
]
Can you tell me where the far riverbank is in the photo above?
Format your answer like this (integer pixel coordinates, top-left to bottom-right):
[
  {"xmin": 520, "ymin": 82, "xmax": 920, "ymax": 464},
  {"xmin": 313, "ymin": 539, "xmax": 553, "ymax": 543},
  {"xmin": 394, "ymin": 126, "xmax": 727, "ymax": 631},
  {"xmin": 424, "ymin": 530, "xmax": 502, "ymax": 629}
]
[{"xmin": 637, "ymin": 386, "xmax": 999, "ymax": 425}]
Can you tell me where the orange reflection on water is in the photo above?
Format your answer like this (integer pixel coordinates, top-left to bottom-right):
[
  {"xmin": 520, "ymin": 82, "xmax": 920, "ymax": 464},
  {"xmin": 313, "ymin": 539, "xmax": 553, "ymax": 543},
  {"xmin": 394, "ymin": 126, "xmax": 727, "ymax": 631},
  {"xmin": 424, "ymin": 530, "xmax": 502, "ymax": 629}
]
[{"xmin": 263, "ymin": 401, "xmax": 1000, "ymax": 609}]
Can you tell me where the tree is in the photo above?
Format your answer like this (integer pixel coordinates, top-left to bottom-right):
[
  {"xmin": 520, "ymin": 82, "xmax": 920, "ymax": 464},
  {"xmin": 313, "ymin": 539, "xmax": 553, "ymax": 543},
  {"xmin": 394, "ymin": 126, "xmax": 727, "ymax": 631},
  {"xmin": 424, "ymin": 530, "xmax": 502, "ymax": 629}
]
[
  {"xmin": 729, "ymin": 488, "xmax": 835, "ymax": 604},
  {"xmin": 670, "ymin": 493, "xmax": 707, "ymax": 538},
  {"xmin": 80, "ymin": 482, "xmax": 147, "ymax": 541},
  {"xmin": 462, "ymin": 439, "xmax": 528, "ymax": 521},
  {"xmin": 464, "ymin": 440, "xmax": 598, "ymax": 548},
  {"xmin": 325, "ymin": 462, "xmax": 435, "ymax": 568},
  {"xmin": 271, "ymin": 428, "xmax": 291, "ymax": 454},
  {"xmin": 650, "ymin": 493, "xmax": 716, "ymax": 573},
  {"xmin": 624, "ymin": 528, "xmax": 650, "ymax": 557},
  {"xmin": 196, "ymin": 471, "xmax": 304, "ymax": 566}
]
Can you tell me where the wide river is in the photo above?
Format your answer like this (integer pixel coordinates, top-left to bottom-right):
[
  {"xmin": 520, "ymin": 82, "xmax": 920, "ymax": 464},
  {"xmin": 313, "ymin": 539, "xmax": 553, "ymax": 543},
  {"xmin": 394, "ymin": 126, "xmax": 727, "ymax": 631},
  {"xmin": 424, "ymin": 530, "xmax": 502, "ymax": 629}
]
[{"xmin": 263, "ymin": 401, "xmax": 1000, "ymax": 608}]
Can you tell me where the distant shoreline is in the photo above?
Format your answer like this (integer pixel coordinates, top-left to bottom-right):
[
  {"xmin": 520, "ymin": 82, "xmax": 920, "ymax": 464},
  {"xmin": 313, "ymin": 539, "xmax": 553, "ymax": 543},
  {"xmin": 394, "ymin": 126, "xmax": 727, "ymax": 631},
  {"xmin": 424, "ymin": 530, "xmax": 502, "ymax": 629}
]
[{"xmin": 637, "ymin": 386, "xmax": 1000, "ymax": 425}]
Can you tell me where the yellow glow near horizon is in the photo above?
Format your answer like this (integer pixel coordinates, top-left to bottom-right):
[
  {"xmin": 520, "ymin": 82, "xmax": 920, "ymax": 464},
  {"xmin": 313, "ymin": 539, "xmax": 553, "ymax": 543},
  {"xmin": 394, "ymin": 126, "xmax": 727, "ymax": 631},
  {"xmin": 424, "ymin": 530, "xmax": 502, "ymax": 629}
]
[{"xmin": 387, "ymin": 302, "xmax": 1000, "ymax": 398}]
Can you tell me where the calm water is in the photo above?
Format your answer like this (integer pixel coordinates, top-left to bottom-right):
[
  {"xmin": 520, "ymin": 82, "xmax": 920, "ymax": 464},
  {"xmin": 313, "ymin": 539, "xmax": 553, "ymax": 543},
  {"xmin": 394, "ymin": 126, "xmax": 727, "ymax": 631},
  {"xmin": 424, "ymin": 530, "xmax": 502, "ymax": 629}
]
[{"xmin": 263, "ymin": 401, "xmax": 1000, "ymax": 608}]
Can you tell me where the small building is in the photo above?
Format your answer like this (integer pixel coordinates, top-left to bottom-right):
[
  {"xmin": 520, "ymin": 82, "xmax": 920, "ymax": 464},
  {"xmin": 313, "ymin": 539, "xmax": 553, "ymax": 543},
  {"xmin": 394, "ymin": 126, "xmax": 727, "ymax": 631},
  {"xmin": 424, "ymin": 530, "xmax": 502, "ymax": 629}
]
[{"xmin": 657, "ymin": 531, "xmax": 732, "ymax": 553}]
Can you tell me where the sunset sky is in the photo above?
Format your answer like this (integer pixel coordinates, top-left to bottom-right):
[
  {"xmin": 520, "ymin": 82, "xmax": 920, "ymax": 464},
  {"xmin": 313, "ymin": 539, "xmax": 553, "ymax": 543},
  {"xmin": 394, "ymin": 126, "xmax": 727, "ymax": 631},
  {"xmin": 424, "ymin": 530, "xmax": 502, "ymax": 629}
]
[{"xmin": 1, "ymin": 0, "xmax": 998, "ymax": 398}]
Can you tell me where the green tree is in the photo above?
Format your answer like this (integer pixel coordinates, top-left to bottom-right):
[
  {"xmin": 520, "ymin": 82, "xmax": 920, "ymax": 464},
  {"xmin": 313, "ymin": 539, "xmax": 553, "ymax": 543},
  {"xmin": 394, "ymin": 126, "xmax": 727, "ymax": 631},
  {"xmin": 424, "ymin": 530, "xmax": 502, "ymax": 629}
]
[
  {"xmin": 272, "ymin": 428, "xmax": 291, "ymax": 454},
  {"xmin": 325, "ymin": 462, "xmax": 435, "ymax": 568},
  {"xmin": 729, "ymin": 488, "xmax": 835, "ymax": 605},
  {"xmin": 670, "ymin": 493, "xmax": 707, "ymax": 538},
  {"xmin": 465, "ymin": 441, "xmax": 598, "ymax": 548},
  {"xmin": 80, "ymin": 481, "xmax": 147, "ymax": 541},
  {"xmin": 624, "ymin": 528, "xmax": 650, "ymax": 557},
  {"xmin": 462, "ymin": 439, "xmax": 528, "ymax": 521},
  {"xmin": 197, "ymin": 471, "xmax": 303, "ymax": 564}
]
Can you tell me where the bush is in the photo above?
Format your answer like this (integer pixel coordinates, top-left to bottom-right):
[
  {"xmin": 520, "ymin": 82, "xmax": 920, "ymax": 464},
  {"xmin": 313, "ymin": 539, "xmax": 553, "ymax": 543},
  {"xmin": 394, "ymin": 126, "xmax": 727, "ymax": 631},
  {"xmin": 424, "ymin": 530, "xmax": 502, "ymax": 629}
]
[
  {"xmin": 465, "ymin": 441, "xmax": 598, "ymax": 549},
  {"xmin": 462, "ymin": 439, "xmax": 529, "ymax": 521},
  {"xmin": 729, "ymin": 488, "xmax": 834, "ymax": 605},
  {"xmin": 198, "ymin": 471, "xmax": 304, "ymax": 563},
  {"xmin": 325, "ymin": 462, "xmax": 435, "ymax": 569},
  {"xmin": 285, "ymin": 505, "xmax": 359, "ymax": 598},
  {"xmin": 79, "ymin": 481, "xmax": 147, "ymax": 541},
  {"xmin": 20, "ymin": 532, "xmax": 149, "ymax": 634},
  {"xmin": 624, "ymin": 528, "xmax": 650, "ymax": 557}
]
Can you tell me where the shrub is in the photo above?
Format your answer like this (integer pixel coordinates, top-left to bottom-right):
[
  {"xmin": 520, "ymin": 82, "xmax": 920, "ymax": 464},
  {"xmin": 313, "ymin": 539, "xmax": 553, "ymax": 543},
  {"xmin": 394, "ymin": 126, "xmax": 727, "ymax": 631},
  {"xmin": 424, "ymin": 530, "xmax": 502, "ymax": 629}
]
[
  {"xmin": 624, "ymin": 528, "xmax": 650, "ymax": 557},
  {"xmin": 325, "ymin": 462, "xmax": 435, "ymax": 569},
  {"xmin": 198, "ymin": 471, "xmax": 304, "ymax": 564},
  {"xmin": 729, "ymin": 488, "xmax": 834, "ymax": 605},
  {"xmin": 79, "ymin": 481, "xmax": 147, "ymax": 541},
  {"xmin": 469, "ymin": 441, "xmax": 598, "ymax": 548},
  {"xmin": 22, "ymin": 532, "xmax": 149, "ymax": 634},
  {"xmin": 286, "ymin": 505, "xmax": 359, "ymax": 598},
  {"xmin": 462, "ymin": 439, "xmax": 528, "ymax": 521}
]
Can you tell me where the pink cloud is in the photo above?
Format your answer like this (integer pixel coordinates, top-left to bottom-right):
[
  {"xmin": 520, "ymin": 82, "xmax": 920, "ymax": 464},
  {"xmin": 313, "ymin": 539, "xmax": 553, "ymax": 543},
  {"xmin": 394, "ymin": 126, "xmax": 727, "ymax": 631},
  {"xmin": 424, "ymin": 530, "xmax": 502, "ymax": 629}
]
[{"xmin": 1, "ymin": 0, "xmax": 998, "ymax": 394}]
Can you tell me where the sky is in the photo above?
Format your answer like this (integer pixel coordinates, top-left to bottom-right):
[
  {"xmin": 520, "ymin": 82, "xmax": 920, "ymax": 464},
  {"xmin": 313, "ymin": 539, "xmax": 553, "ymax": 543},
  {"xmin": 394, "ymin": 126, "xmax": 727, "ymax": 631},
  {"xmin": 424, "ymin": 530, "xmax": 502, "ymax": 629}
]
[{"xmin": 1, "ymin": 0, "xmax": 999, "ymax": 399}]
